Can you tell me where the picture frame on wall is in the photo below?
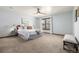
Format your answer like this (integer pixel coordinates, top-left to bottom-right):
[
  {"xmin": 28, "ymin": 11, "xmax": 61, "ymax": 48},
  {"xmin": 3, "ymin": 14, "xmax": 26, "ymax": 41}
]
[
  {"xmin": 75, "ymin": 9, "xmax": 77, "ymax": 22},
  {"xmin": 75, "ymin": 7, "xmax": 79, "ymax": 22}
]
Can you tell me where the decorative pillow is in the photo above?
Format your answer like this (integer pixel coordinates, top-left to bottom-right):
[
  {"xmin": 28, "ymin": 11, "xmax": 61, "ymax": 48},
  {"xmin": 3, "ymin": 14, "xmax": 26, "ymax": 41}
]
[
  {"xmin": 16, "ymin": 25, "xmax": 21, "ymax": 30},
  {"xmin": 27, "ymin": 26, "xmax": 32, "ymax": 29}
]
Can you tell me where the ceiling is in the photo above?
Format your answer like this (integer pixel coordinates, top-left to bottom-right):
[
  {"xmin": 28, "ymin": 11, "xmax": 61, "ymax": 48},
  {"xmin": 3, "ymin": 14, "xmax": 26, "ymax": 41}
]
[{"xmin": 0, "ymin": 6, "xmax": 74, "ymax": 16}]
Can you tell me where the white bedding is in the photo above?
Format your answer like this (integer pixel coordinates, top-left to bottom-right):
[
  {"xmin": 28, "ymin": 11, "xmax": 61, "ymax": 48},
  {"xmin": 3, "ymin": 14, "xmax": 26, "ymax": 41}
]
[{"xmin": 18, "ymin": 29, "xmax": 37, "ymax": 40}]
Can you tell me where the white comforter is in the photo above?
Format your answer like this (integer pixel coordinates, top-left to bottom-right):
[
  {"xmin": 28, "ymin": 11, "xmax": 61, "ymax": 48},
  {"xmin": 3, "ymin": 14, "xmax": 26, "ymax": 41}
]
[{"xmin": 18, "ymin": 29, "xmax": 37, "ymax": 39}]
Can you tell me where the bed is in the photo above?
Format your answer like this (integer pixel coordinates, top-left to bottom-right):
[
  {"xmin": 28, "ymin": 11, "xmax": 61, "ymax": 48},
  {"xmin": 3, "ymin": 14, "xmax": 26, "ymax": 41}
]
[{"xmin": 17, "ymin": 25, "xmax": 40, "ymax": 40}]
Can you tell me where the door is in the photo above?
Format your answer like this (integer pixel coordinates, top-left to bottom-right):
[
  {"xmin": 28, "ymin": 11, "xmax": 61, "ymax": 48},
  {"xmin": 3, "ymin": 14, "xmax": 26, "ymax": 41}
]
[{"xmin": 41, "ymin": 17, "xmax": 51, "ymax": 33}]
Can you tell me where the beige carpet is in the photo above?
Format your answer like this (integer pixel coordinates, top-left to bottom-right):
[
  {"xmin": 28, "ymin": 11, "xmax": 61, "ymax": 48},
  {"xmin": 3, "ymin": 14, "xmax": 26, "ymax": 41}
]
[{"xmin": 0, "ymin": 33, "xmax": 67, "ymax": 53}]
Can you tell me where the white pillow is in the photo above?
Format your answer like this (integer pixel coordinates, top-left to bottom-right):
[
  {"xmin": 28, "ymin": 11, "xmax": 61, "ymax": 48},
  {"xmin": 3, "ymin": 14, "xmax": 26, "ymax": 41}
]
[{"xmin": 18, "ymin": 27, "xmax": 23, "ymax": 30}]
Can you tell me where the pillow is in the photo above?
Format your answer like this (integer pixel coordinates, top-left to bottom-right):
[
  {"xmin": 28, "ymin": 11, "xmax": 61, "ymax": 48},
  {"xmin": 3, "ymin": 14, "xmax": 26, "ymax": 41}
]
[
  {"xmin": 16, "ymin": 25, "xmax": 25, "ymax": 30},
  {"xmin": 27, "ymin": 26, "xmax": 32, "ymax": 29},
  {"xmin": 18, "ymin": 27, "xmax": 23, "ymax": 30},
  {"xmin": 16, "ymin": 25, "xmax": 21, "ymax": 30}
]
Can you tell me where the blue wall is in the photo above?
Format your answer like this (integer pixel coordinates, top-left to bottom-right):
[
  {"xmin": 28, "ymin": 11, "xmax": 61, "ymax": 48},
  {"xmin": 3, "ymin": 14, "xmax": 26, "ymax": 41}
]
[{"xmin": 52, "ymin": 11, "xmax": 73, "ymax": 34}]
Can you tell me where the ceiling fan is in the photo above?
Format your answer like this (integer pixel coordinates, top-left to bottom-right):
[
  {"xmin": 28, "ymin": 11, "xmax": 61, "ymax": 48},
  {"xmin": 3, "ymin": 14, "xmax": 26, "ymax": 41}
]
[{"xmin": 35, "ymin": 8, "xmax": 46, "ymax": 15}]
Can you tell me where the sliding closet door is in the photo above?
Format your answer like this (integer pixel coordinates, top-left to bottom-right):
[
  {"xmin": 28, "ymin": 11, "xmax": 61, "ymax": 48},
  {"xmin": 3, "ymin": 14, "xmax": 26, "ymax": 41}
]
[{"xmin": 41, "ymin": 17, "xmax": 51, "ymax": 33}]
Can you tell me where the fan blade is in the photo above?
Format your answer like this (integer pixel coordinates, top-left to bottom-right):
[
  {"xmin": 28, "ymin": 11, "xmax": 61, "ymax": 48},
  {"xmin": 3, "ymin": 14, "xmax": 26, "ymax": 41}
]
[
  {"xmin": 39, "ymin": 12, "xmax": 47, "ymax": 15},
  {"xmin": 37, "ymin": 8, "xmax": 40, "ymax": 13}
]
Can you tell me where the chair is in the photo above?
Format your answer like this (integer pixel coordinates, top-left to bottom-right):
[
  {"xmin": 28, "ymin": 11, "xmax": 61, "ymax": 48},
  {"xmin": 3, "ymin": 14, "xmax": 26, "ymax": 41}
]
[{"xmin": 63, "ymin": 34, "xmax": 78, "ymax": 52}]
